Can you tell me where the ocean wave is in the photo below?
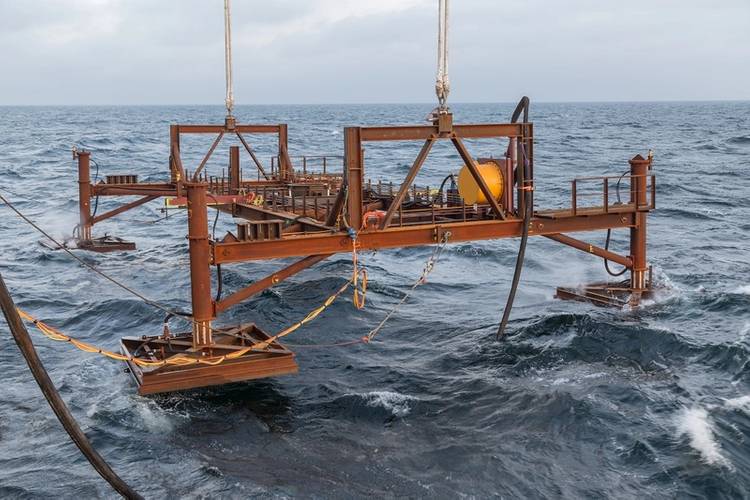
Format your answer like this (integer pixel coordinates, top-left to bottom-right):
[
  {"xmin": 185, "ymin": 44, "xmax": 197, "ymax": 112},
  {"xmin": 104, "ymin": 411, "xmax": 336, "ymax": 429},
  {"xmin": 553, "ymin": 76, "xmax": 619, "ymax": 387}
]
[
  {"xmin": 728, "ymin": 136, "xmax": 750, "ymax": 145},
  {"xmin": 675, "ymin": 407, "xmax": 732, "ymax": 468},
  {"xmin": 4, "ymin": 102, "xmax": 750, "ymax": 498},
  {"xmin": 361, "ymin": 390, "xmax": 418, "ymax": 417},
  {"xmin": 724, "ymin": 395, "xmax": 750, "ymax": 411},
  {"xmin": 330, "ymin": 390, "xmax": 419, "ymax": 420}
]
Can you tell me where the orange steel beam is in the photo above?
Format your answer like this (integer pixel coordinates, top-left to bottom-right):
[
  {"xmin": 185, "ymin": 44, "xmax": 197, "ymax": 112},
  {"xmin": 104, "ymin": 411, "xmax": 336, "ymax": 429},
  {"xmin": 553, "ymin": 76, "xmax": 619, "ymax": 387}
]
[
  {"xmin": 169, "ymin": 125, "xmax": 185, "ymax": 184},
  {"xmin": 543, "ymin": 233, "xmax": 632, "ymax": 268},
  {"xmin": 229, "ymin": 146, "xmax": 240, "ymax": 194},
  {"xmin": 344, "ymin": 127, "xmax": 364, "ymax": 229},
  {"xmin": 77, "ymin": 151, "xmax": 92, "ymax": 241},
  {"xmin": 235, "ymin": 131, "xmax": 270, "ymax": 180},
  {"xmin": 92, "ymin": 184, "xmax": 178, "ymax": 196},
  {"xmin": 212, "ymin": 212, "xmax": 636, "ymax": 264},
  {"xmin": 90, "ymin": 195, "xmax": 159, "ymax": 225},
  {"xmin": 215, "ymin": 254, "xmax": 332, "ymax": 313},
  {"xmin": 379, "ymin": 138, "xmax": 435, "ymax": 229},
  {"xmin": 224, "ymin": 203, "xmax": 333, "ymax": 232},
  {"xmin": 185, "ymin": 182, "xmax": 214, "ymax": 348},
  {"xmin": 451, "ymin": 136, "xmax": 505, "ymax": 219},
  {"xmin": 278, "ymin": 124, "xmax": 294, "ymax": 180},
  {"xmin": 359, "ymin": 123, "xmax": 527, "ymax": 142},
  {"xmin": 192, "ymin": 132, "xmax": 224, "ymax": 180},
  {"xmin": 175, "ymin": 124, "xmax": 281, "ymax": 134},
  {"xmin": 629, "ymin": 155, "xmax": 650, "ymax": 291}
]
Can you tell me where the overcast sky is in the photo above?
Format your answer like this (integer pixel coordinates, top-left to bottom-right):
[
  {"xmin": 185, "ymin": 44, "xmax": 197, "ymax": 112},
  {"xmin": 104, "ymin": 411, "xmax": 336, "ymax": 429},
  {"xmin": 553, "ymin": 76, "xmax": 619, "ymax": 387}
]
[{"xmin": 1, "ymin": 0, "xmax": 749, "ymax": 105}]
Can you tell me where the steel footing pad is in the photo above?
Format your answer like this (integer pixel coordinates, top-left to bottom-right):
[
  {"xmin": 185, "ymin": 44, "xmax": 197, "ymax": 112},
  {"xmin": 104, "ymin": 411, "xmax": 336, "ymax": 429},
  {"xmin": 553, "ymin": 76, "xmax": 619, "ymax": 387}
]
[
  {"xmin": 555, "ymin": 280, "xmax": 653, "ymax": 308},
  {"xmin": 78, "ymin": 235, "xmax": 136, "ymax": 252},
  {"xmin": 120, "ymin": 324, "xmax": 298, "ymax": 395}
]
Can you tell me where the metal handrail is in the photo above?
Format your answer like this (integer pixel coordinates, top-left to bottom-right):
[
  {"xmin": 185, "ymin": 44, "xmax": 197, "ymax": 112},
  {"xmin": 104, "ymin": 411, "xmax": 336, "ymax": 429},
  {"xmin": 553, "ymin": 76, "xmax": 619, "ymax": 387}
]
[{"xmin": 571, "ymin": 173, "xmax": 655, "ymax": 215}]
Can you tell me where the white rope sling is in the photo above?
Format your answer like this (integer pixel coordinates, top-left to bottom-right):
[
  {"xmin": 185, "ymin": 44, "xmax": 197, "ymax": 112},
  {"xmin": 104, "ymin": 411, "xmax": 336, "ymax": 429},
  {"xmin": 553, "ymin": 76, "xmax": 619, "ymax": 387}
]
[{"xmin": 435, "ymin": 0, "xmax": 450, "ymax": 112}]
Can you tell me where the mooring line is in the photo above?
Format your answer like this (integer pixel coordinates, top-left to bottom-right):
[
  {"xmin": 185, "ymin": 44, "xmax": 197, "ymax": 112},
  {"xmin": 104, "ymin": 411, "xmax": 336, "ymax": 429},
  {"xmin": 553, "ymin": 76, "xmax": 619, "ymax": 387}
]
[
  {"xmin": 14, "ymin": 233, "xmax": 450, "ymax": 364},
  {"xmin": 365, "ymin": 231, "xmax": 451, "ymax": 342},
  {"xmin": 4, "ymin": 189, "xmax": 449, "ymax": 363},
  {"xmin": 0, "ymin": 192, "xmax": 194, "ymax": 324}
]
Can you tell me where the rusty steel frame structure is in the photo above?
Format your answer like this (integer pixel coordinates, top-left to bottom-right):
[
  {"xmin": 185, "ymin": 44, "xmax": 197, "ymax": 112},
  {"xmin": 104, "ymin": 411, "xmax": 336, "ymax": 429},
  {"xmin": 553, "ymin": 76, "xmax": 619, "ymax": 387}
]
[{"xmin": 69, "ymin": 111, "xmax": 655, "ymax": 394}]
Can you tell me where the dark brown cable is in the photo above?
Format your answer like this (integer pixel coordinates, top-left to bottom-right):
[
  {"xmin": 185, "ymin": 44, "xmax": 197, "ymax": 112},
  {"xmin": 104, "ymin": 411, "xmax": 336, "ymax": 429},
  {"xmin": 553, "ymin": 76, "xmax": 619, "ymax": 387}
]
[{"xmin": 0, "ymin": 273, "xmax": 142, "ymax": 499}]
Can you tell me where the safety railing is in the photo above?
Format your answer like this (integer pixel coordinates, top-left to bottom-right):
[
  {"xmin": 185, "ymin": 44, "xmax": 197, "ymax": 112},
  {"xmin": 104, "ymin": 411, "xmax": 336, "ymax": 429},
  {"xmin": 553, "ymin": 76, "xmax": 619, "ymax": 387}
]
[
  {"xmin": 270, "ymin": 155, "xmax": 344, "ymax": 179},
  {"xmin": 571, "ymin": 173, "xmax": 655, "ymax": 216}
]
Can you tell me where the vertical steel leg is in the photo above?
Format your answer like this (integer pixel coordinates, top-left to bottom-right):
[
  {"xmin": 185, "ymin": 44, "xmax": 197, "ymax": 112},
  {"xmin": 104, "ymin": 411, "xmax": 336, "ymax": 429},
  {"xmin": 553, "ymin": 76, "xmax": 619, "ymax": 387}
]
[
  {"xmin": 229, "ymin": 145, "xmax": 240, "ymax": 194},
  {"xmin": 344, "ymin": 127, "xmax": 364, "ymax": 230},
  {"xmin": 629, "ymin": 155, "xmax": 650, "ymax": 297},
  {"xmin": 186, "ymin": 182, "xmax": 214, "ymax": 347},
  {"xmin": 77, "ymin": 151, "xmax": 92, "ymax": 242}
]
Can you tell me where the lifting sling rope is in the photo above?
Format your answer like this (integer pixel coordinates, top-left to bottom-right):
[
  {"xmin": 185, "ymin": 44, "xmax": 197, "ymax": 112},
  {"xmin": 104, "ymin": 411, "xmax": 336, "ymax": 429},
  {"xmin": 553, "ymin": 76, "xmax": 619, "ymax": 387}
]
[
  {"xmin": 224, "ymin": 0, "xmax": 234, "ymax": 117},
  {"xmin": 3, "ymin": 0, "xmax": 468, "ymax": 373},
  {"xmin": 435, "ymin": 0, "xmax": 450, "ymax": 111},
  {"xmin": 433, "ymin": 0, "xmax": 531, "ymax": 339}
]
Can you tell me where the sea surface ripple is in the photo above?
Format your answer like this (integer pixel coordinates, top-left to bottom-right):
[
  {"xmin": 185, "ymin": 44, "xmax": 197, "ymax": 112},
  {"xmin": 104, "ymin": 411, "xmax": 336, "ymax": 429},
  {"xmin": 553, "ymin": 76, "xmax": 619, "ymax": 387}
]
[{"xmin": 1, "ymin": 102, "xmax": 749, "ymax": 498}]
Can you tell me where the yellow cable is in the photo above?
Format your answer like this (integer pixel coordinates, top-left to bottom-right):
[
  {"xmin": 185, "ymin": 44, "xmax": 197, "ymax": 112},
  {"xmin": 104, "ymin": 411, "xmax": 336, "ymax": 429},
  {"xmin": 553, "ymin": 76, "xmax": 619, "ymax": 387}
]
[{"xmin": 15, "ymin": 272, "xmax": 357, "ymax": 366}]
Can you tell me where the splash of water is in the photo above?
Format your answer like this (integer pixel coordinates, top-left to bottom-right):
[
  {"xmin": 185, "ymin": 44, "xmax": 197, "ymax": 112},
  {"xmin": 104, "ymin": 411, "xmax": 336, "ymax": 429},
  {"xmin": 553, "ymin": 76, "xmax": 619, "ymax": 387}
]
[
  {"xmin": 676, "ymin": 407, "xmax": 731, "ymax": 468},
  {"xmin": 361, "ymin": 391, "xmax": 417, "ymax": 417}
]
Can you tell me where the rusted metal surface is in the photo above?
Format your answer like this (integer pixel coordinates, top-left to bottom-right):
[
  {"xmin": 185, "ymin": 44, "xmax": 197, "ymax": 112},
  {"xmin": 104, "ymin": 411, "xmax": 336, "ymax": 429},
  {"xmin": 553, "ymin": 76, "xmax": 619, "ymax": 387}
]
[
  {"xmin": 91, "ymin": 195, "xmax": 159, "ymax": 225},
  {"xmin": 544, "ymin": 233, "xmax": 633, "ymax": 268},
  {"xmin": 629, "ymin": 155, "xmax": 651, "ymax": 295},
  {"xmin": 229, "ymin": 146, "xmax": 240, "ymax": 194},
  {"xmin": 216, "ymin": 254, "xmax": 332, "ymax": 313},
  {"xmin": 380, "ymin": 138, "xmax": 435, "ymax": 229},
  {"xmin": 76, "ymin": 150, "xmax": 92, "ymax": 242},
  {"xmin": 213, "ymin": 212, "xmax": 637, "ymax": 263},
  {"xmin": 555, "ymin": 280, "xmax": 654, "ymax": 308},
  {"xmin": 121, "ymin": 326, "xmax": 298, "ymax": 395},
  {"xmin": 186, "ymin": 182, "xmax": 214, "ymax": 348},
  {"xmin": 65, "ymin": 113, "xmax": 654, "ymax": 393}
]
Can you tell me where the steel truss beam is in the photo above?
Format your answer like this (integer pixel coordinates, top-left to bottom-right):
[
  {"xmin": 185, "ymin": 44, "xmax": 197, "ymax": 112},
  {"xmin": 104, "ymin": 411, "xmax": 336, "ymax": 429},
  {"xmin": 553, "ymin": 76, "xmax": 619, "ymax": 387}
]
[{"xmin": 212, "ymin": 212, "xmax": 636, "ymax": 264}]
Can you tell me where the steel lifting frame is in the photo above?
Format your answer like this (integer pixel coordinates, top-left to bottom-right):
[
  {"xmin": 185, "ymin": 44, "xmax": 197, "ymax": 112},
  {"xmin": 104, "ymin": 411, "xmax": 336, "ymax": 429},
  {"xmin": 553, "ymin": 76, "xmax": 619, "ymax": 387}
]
[{"xmin": 68, "ymin": 116, "xmax": 654, "ymax": 394}]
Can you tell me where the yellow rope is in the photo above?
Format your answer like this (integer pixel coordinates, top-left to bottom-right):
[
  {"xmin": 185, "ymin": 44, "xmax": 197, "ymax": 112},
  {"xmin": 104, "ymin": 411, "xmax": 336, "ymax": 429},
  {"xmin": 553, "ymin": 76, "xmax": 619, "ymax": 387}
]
[
  {"xmin": 14, "ymin": 227, "xmax": 452, "ymax": 370},
  {"xmin": 15, "ymin": 274, "xmax": 356, "ymax": 366},
  {"xmin": 230, "ymin": 278, "xmax": 354, "ymax": 353},
  {"xmin": 15, "ymin": 231, "xmax": 449, "ymax": 365},
  {"xmin": 16, "ymin": 308, "xmax": 199, "ymax": 367}
]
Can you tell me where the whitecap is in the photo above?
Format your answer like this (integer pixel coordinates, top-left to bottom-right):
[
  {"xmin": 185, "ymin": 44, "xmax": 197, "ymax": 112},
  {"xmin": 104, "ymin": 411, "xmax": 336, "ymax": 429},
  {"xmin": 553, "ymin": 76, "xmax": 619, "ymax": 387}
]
[
  {"xmin": 361, "ymin": 390, "xmax": 417, "ymax": 417},
  {"xmin": 733, "ymin": 285, "xmax": 750, "ymax": 295},
  {"xmin": 675, "ymin": 407, "xmax": 731, "ymax": 468},
  {"xmin": 725, "ymin": 395, "xmax": 750, "ymax": 411}
]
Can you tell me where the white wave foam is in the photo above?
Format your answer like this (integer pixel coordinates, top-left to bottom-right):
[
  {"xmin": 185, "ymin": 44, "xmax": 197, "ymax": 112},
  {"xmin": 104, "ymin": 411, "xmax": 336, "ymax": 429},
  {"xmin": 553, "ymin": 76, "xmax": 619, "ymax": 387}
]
[
  {"xmin": 739, "ymin": 322, "xmax": 750, "ymax": 344},
  {"xmin": 135, "ymin": 400, "xmax": 174, "ymax": 433},
  {"xmin": 733, "ymin": 285, "xmax": 750, "ymax": 295},
  {"xmin": 675, "ymin": 407, "xmax": 730, "ymax": 468},
  {"xmin": 725, "ymin": 395, "xmax": 750, "ymax": 410},
  {"xmin": 361, "ymin": 391, "xmax": 417, "ymax": 417}
]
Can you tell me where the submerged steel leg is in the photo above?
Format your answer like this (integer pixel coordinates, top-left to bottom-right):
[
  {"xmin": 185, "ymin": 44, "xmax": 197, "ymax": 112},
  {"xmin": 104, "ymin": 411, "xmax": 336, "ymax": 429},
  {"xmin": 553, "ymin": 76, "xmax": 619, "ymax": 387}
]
[
  {"xmin": 629, "ymin": 155, "xmax": 650, "ymax": 297},
  {"xmin": 186, "ymin": 182, "xmax": 214, "ymax": 347},
  {"xmin": 77, "ymin": 151, "xmax": 92, "ymax": 242}
]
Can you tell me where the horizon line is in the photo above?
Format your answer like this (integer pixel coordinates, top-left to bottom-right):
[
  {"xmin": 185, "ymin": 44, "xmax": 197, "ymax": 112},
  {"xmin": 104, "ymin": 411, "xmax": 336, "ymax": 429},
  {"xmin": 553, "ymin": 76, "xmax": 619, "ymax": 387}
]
[{"xmin": 1, "ymin": 98, "xmax": 749, "ymax": 107}]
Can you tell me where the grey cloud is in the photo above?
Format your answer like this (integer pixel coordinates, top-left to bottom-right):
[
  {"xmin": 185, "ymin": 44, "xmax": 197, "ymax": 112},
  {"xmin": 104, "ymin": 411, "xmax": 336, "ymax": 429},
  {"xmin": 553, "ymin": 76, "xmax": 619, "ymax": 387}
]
[{"xmin": 0, "ymin": 0, "xmax": 748, "ymax": 104}]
